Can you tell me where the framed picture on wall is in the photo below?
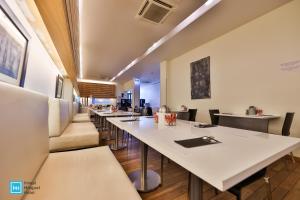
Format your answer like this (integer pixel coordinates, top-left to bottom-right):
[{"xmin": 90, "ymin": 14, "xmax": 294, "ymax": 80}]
[
  {"xmin": 0, "ymin": 0, "xmax": 30, "ymax": 87},
  {"xmin": 190, "ymin": 56, "xmax": 211, "ymax": 99},
  {"xmin": 55, "ymin": 75, "xmax": 64, "ymax": 98}
]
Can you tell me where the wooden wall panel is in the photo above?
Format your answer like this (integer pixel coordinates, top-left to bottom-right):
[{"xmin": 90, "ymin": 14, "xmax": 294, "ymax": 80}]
[
  {"xmin": 34, "ymin": 0, "xmax": 78, "ymax": 91},
  {"xmin": 78, "ymin": 83, "xmax": 116, "ymax": 98},
  {"xmin": 65, "ymin": 0, "xmax": 79, "ymax": 77}
]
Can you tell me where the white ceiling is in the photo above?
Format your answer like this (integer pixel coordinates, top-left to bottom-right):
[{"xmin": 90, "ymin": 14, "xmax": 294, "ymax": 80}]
[
  {"xmin": 81, "ymin": 0, "xmax": 206, "ymax": 81},
  {"xmin": 81, "ymin": 0, "xmax": 292, "ymax": 84}
]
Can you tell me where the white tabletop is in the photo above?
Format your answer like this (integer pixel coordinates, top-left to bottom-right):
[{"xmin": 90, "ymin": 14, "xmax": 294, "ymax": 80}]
[
  {"xmin": 215, "ymin": 113, "xmax": 280, "ymax": 119},
  {"xmin": 95, "ymin": 111, "xmax": 141, "ymax": 117},
  {"xmin": 107, "ymin": 117, "xmax": 300, "ymax": 191}
]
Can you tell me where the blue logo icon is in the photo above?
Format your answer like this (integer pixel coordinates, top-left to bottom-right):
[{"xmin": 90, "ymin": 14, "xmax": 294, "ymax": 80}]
[{"xmin": 10, "ymin": 181, "xmax": 23, "ymax": 195}]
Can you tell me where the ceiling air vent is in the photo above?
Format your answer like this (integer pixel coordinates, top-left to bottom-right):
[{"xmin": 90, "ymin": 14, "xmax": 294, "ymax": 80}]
[{"xmin": 137, "ymin": 0, "xmax": 174, "ymax": 24}]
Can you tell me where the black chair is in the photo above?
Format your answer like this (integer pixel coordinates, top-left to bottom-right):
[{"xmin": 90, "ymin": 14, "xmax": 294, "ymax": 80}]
[
  {"xmin": 188, "ymin": 109, "xmax": 197, "ymax": 122},
  {"xmin": 282, "ymin": 112, "xmax": 295, "ymax": 162},
  {"xmin": 134, "ymin": 106, "xmax": 140, "ymax": 113},
  {"xmin": 228, "ymin": 168, "xmax": 271, "ymax": 200},
  {"xmin": 282, "ymin": 112, "xmax": 294, "ymax": 136},
  {"xmin": 177, "ymin": 112, "xmax": 190, "ymax": 121},
  {"xmin": 142, "ymin": 107, "xmax": 153, "ymax": 116},
  {"xmin": 225, "ymin": 114, "xmax": 295, "ymax": 200},
  {"xmin": 209, "ymin": 109, "xmax": 220, "ymax": 125}
]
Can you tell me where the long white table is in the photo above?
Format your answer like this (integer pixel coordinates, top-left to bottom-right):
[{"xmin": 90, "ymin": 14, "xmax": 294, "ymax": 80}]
[
  {"xmin": 215, "ymin": 113, "xmax": 280, "ymax": 119},
  {"xmin": 107, "ymin": 116, "xmax": 300, "ymax": 200},
  {"xmin": 95, "ymin": 111, "xmax": 141, "ymax": 117},
  {"xmin": 214, "ymin": 113, "xmax": 280, "ymax": 132},
  {"xmin": 91, "ymin": 109, "xmax": 141, "ymax": 150}
]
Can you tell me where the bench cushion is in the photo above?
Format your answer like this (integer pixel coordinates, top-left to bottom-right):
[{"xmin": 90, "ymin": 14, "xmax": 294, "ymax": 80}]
[
  {"xmin": 23, "ymin": 147, "xmax": 141, "ymax": 200},
  {"xmin": 49, "ymin": 122, "xmax": 99, "ymax": 152},
  {"xmin": 72, "ymin": 113, "xmax": 90, "ymax": 123}
]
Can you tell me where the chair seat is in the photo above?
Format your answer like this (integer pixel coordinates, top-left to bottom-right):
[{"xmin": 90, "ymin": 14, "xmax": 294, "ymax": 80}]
[
  {"xmin": 49, "ymin": 122, "xmax": 99, "ymax": 152},
  {"xmin": 24, "ymin": 147, "xmax": 141, "ymax": 200}
]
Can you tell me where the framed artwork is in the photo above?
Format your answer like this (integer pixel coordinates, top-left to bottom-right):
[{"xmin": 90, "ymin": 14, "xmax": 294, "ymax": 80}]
[
  {"xmin": 0, "ymin": 0, "xmax": 30, "ymax": 87},
  {"xmin": 190, "ymin": 56, "xmax": 211, "ymax": 99},
  {"xmin": 55, "ymin": 75, "xmax": 64, "ymax": 98}
]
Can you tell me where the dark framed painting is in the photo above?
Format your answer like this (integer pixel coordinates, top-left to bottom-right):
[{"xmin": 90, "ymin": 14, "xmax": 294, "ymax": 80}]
[
  {"xmin": 190, "ymin": 56, "xmax": 211, "ymax": 99},
  {"xmin": 0, "ymin": 0, "xmax": 30, "ymax": 87},
  {"xmin": 55, "ymin": 75, "xmax": 64, "ymax": 98}
]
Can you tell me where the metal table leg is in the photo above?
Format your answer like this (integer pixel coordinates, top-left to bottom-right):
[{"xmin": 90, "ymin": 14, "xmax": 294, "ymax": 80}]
[
  {"xmin": 188, "ymin": 173, "xmax": 203, "ymax": 200},
  {"xmin": 129, "ymin": 142, "xmax": 161, "ymax": 192},
  {"xmin": 110, "ymin": 125, "xmax": 127, "ymax": 150}
]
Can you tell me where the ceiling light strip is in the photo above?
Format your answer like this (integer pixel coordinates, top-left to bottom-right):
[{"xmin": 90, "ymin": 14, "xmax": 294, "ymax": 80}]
[
  {"xmin": 79, "ymin": 0, "xmax": 83, "ymax": 79},
  {"xmin": 110, "ymin": 0, "xmax": 221, "ymax": 81}
]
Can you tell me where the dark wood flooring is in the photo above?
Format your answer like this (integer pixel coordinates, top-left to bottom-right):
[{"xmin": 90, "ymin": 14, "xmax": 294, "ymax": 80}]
[{"xmin": 102, "ymin": 132, "xmax": 300, "ymax": 200}]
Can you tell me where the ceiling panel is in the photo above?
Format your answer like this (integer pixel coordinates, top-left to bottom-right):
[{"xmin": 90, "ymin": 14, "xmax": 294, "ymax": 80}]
[
  {"xmin": 115, "ymin": 0, "xmax": 292, "ymax": 84},
  {"xmin": 78, "ymin": 82, "xmax": 116, "ymax": 98},
  {"xmin": 81, "ymin": 0, "xmax": 206, "ymax": 80}
]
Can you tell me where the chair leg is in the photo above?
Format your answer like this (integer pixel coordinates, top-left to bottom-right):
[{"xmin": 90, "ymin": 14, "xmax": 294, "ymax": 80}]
[
  {"xmin": 122, "ymin": 130, "xmax": 126, "ymax": 146},
  {"xmin": 284, "ymin": 157, "xmax": 290, "ymax": 171},
  {"xmin": 264, "ymin": 177, "xmax": 272, "ymax": 200},
  {"xmin": 161, "ymin": 154, "xmax": 164, "ymax": 186},
  {"xmin": 290, "ymin": 152, "xmax": 296, "ymax": 163},
  {"xmin": 214, "ymin": 188, "xmax": 219, "ymax": 195},
  {"xmin": 188, "ymin": 172, "xmax": 191, "ymax": 194}
]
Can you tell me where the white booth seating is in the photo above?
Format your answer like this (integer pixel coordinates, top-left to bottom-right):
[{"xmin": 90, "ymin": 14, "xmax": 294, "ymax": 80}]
[
  {"xmin": 72, "ymin": 102, "xmax": 91, "ymax": 123},
  {"xmin": 48, "ymin": 98, "xmax": 99, "ymax": 152},
  {"xmin": 0, "ymin": 82, "xmax": 141, "ymax": 200}
]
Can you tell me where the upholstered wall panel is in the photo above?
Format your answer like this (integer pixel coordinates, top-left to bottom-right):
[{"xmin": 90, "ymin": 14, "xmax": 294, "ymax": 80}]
[
  {"xmin": 59, "ymin": 99, "xmax": 70, "ymax": 132},
  {"xmin": 48, "ymin": 98, "xmax": 61, "ymax": 137},
  {"xmin": 0, "ymin": 82, "xmax": 49, "ymax": 200},
  {"xmin": 73, "ymin": 102, "xmax": 79, "ymax": 116}
]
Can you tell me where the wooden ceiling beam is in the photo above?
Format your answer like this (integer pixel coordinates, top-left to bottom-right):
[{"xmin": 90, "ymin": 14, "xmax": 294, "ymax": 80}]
[{"xmin": 78, "ymin": 82, "xmax": 116, "ymax": 99}]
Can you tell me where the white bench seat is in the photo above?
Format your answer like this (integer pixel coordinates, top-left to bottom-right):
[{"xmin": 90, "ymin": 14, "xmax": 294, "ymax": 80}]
[
  {"xmin": 73, "ymin": 113, "xmax": 90, "ymax": 123},
  {"xmin": 50, "ymin": 122, "xmax": 99, "ymax": 152},
  {"xmin": 0, "ymin": 82, "xmax": 141, "ymax": 200},
  {"xmin": 24, "ymin": 146, "xmax": 141, "ymax": 200}
]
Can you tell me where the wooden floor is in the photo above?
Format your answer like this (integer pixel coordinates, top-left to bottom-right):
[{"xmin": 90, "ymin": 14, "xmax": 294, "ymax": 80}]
[{"xmin": 102, "ymin": 133, "xmax": 300, "ymax": 200}]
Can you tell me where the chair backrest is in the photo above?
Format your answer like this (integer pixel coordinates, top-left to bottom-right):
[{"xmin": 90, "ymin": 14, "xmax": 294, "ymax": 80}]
[
  {"xmin": 282, "ymin": 112, "xmax": 295, "ymax": 136},
  {"xmin": 188, "ymin": 109, "xmax": 197, "ymax": 121},
  {"xmin": 0, "ymin": 82, "xmax": 49, "ymax": 200},
  {"xmin": 142, "ymin": 107, "xmax": 153, "ymax": 116},
  {"xmin": 177, "ymin": 112, "xmax": 190, "ymax": 121},
  {"xmin": 209, "ymin": 109, "xmax": 220, "ymax": 125}
]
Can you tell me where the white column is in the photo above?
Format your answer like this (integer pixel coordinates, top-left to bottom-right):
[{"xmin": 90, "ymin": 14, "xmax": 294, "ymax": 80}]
[
  {"xmin": 160, "ymin": 61, "xmax": 168, "ymax": 106},
  {"xmin": 132, "ymin": 79, "xmax": 140, "ymax": 109}
]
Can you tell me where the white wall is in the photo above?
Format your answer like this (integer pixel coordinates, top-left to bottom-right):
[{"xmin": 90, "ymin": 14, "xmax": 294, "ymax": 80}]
[
  {"xmin": 140, "ymin": 82, "xmax": 160, "ymax": 109},
  {"xmin": 5, "ymin": 0, "xmax": 59, "ymax": 97},
  {"xmin": 164, "ymin": 0, "xmax": 300, "ymax": 156}
]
